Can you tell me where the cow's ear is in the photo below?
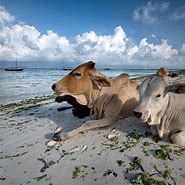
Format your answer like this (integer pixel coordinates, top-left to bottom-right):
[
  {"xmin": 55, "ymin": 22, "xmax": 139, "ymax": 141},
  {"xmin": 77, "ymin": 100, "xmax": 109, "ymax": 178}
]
[
  {"xmin": 92, "ymin": 76, "xmax": 111, "ymax": 88},
  {"xmin": 156, "ymin": 67, "xmax": 168, "ymax": 79},
  {"xmin": 157, "ymin": 68, "xmax": 178, "ymax": 79},
  {"xmin": 165, "ymin": 83, "xmax": 185, "ymax": 94},
  {"xmin": 87, "ymin": 61, "xmax": 95, "ymax": 69},
  {"xmin": 136, "ymin": 85, "xmax": 140, "ymax": 90},
  {"xmin": 167, "ymin": 72, "xmax": 178, "ymax": 78}
]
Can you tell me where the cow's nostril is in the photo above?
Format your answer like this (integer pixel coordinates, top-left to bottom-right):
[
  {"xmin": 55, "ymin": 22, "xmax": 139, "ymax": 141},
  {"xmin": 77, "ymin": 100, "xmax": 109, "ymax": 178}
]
[
  {"xmin": 133, "ymin": 111, "xmax": 142, "ymax": 118},
  {"xmin": 51, "ymin": 83, "xmax": 56, "ymax": 91}
]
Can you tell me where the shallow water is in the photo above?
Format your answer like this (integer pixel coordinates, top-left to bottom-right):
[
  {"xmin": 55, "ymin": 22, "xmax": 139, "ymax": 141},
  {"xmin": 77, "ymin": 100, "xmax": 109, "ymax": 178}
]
[{"xmin": 0, "ymin": 68, "xmax": 156, "ymax": 104}]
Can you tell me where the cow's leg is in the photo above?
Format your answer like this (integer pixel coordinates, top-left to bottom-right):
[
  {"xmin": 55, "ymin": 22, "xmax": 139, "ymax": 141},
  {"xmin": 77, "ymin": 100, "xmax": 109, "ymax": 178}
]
[
  {"xmin": 53, "ymin": 118, "xmax": 114, "ymax": 142},
  {"xmin": 170, "ymin": 130, "xmax": 185, "ymax": 147}
]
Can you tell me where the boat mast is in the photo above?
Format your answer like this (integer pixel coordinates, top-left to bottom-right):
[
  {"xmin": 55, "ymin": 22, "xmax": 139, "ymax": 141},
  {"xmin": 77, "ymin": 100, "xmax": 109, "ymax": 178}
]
[{"xmin": 16, "ymin": 59, "xmax": 17, "ymax": 68}]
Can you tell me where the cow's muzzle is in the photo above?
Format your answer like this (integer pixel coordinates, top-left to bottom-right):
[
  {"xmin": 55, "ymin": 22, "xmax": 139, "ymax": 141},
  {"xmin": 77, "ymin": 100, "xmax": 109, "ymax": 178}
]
[
  {"xmin": 133, "ymin": 110, "xmax": 142, "ymax": 118},
  {"xmin": 51, "ymin": 83, "xmax": 56, "ymax": 91}
]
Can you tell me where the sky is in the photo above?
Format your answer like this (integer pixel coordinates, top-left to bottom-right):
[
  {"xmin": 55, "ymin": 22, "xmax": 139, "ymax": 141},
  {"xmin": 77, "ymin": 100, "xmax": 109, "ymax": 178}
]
[{"xmin": 0, "ymin": 0, "xmax": 185, "ymax": 68}]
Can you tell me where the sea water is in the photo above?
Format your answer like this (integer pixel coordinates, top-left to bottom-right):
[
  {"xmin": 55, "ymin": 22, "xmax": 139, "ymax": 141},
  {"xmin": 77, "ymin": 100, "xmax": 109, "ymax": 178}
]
[{"xmin": 0, "ymin": 68, "xmax": 156, "ymax": 104}]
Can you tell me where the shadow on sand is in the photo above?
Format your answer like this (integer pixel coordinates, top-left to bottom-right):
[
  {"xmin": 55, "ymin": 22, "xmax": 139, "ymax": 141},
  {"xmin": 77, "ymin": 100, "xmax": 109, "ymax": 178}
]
[{"xmin": 9, "ymin": 101, "xmax": 151, "ymax": 142}]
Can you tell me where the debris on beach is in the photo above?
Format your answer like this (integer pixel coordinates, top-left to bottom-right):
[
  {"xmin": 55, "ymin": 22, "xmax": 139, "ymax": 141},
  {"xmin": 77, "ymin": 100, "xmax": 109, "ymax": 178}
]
[
  {"xmin": 0, "ymin": 177, "xmax": 6, "ymax": 181},
  {"xmin": 152, "ymin": 145, "xmax": 184, "ymax": 160},
  {"xmin": 127, "ymin": 132, "xmax": 143, "ymax": 142},
  {"xmin": 117, "ymin": 160, "xmax": 125, "ymax": 167},
  {"xmin": 71, "ymin": 165, "xmax": 95, "ymax": 180},
  {"xmin": 130, "ymin": 172, "xmax": 166, "ymax": 185},
  {"xmin": 54, "ymin": 127, "xmax": 63, "ymax": 133},
  {"xmin": 107, "ymin": 133, "xmax": 119, "ymax": 140},
  {"xmin": 0, "ymin": 151, "xmax": 28, "ymax": 160},
  {"xmin": 38, "ymin": 158, "xmax": 57, "ymax": 172},
  {"xmin": 0, "ymin": 94, "xmax": 56, "ymax": 114},
  {"xmin": 154, "ymin": 148, "xmax": 171, "ymax": 160},
  {"xmin": 103, "ymin": 169, "xmax": 118, "ymax": 177},
  {"xmin": 127, "ymin": 157, "xmax": 144, "ymax": 173},
  {"xmin": 81, "ymin": 145, "xmax": 88, "ymax": 153},
  {"xmin": 34, "ymin": 174, "xmax": 48, "ymax": 182},
  {"xmin": 69, "ymin": 145, "xmax": 88, "ymax": 154},
  {"xmin": 69, "ymin": 146, "xmax": 81, "ymax": 154}
]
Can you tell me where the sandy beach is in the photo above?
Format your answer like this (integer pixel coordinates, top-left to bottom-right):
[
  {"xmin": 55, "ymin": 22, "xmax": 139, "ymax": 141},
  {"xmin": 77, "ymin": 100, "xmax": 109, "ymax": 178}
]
[{"xmin": 1, "ymin": 73, "xmax": 185, "ymax": 185}]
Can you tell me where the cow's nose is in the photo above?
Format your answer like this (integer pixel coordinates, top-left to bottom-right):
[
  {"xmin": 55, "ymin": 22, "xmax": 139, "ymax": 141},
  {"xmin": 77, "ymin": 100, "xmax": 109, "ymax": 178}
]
[
  {"xmin": 133, "ymin": 111, "xmax": 142, "ymax": 118},
  {"xmin": 51, "ymin": 83, "xmax": 56, "ymax": 91}
]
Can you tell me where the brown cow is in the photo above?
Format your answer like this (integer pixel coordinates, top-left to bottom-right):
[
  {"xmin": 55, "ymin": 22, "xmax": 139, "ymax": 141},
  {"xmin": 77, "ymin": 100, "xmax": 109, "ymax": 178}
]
[{"xmin": 51, "ymin": 61, "xmax": 139, "ymax": 141}]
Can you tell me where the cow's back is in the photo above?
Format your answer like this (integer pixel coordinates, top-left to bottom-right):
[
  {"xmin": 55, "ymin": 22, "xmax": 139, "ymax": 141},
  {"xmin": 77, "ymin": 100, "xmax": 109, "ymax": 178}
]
[{"xmin": 94, "ymin": 73, "xmax": 139, "ymax": 120}]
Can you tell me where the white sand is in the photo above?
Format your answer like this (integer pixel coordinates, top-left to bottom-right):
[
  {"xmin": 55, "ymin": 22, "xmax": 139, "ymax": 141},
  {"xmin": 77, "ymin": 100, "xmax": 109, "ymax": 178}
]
[{"xmin": 0, "ymin": 100, "xmax": 185, "ymax": 185}]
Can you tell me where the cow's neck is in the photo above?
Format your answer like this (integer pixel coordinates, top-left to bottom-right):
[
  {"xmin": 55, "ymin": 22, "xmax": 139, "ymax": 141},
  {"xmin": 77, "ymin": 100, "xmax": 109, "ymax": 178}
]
[
  {"xmin": 88, "ymin": 87, "xmax": 103, "ymax": 108},
  {"xmin": 162, "ymin": 93, "xmax": 185, "ymax": 126},
  {"xmin": 156, "ymin": 93, "xmax": 170, "ymax": 138}
]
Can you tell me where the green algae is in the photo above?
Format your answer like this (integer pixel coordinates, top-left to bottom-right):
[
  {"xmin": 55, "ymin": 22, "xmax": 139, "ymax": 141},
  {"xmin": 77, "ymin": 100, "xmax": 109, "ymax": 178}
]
[
  {"xmin": 131, "ymin": 172, "xmax": 166, "ymax": 185},
  {"xmin": 34, "ymin": 174, "xmax": 48, "ymax": 181},
  {"xmin": 128, "ymin": 157, "xmax": 143, "ymax": 172},
  {"xmin": 72, "ymin": 166, "xmax": 81, "ymax": 179},
  {"xmin": 103, "ymin": 169, "xmax": 118, "ymax": 177},
  {"xmin": 117, "ymin": 160, "xmax": 125, "ymax": 167},
  {"xmin": 0, "ymin": 151, "xmax": 28, "ymax": 160},
  {"xmin": 0, "ymin": 94, "xmax": 56, "ymax": 113},
  {"xmin": 154, "ymin": 149, "xmax": 170, "ymax": 160}
]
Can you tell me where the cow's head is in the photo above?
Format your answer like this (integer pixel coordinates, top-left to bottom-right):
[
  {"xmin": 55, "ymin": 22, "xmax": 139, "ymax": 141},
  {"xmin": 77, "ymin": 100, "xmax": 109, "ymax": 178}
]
[
  {"xmin": 51, "ymin": 61, "xmax": 111, "ymax": 106},
  {"xmin": 133, "ymin": 67, "xmax": 180, "ymax": 125}
]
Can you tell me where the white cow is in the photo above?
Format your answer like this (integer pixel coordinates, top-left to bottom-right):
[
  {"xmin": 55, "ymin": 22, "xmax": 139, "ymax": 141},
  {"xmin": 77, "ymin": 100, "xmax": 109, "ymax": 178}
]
[{"xmin": 133, "ymin": 67, "xmax": 185, "ymax": 146}]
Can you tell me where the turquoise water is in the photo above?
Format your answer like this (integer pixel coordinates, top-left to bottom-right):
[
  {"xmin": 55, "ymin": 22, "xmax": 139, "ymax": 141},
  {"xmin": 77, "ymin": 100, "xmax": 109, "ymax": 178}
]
[{"xmin": 0, "ymin": 68, "xmax": 156, "ymax": 104}]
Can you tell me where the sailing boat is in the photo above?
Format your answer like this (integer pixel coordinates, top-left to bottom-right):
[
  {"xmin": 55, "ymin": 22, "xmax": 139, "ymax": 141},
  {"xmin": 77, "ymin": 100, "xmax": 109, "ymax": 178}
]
[{"xmin": 5, "ymin": 60, "xmax": 24, "ymax": 71}]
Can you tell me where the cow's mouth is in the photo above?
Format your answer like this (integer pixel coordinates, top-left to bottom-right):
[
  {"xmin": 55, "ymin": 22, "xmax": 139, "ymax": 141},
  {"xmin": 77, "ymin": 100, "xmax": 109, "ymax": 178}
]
[
  {"xmin": 55, "ymin": 89, "xmax": 70, "ymax": 98},
  {"xmin": 55, "ymin": 95, "xmax": 75, "ymax": 103},
  {"xmin": 56, "ymin": 90, "xmax": 79, "ymax": 103},
  {"xmin": 139, "ymin": 114, "xmax": 151, "ymax": 123},
  {"xmin": 55, "ymin": 89, "xmax": 88, "ymax": 106},
  {"xmin": 146, "ymin": 115, "xmax": 152, "ymax": 124}
]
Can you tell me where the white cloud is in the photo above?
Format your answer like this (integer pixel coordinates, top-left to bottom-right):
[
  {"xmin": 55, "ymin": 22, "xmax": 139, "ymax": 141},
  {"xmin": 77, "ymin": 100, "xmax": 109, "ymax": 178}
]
[
  {"xmin": 169, "ymin": 6, "xmax": 185, "ymax": 21},
  {"xmin": 0, "ymin": 6, "xmax": 15, "ymax": 24},
  {"xmin": 74, "ymin": 26, "xmax": 127, "ymax": 57},
  {"xmin": 0, "ymin": 6, "xmax": 73, "ymax": 62},
  {"xmin": 151, "ymin": 34, "xmax": 156, "ymax": 38},
  {"xmin": 137, "ymin": 38, "xmax": 177, "ymax": 60},
  {"xmin": 133, "ymin": 1, "xmax": 169, "ymax": 24},
  {"xmin": 181, "ymin": 44, "xmax": 185, "ymax": 54},
  {"xmin": 0, "ymin": 5, "xmax": 184, "ymax": 68}
]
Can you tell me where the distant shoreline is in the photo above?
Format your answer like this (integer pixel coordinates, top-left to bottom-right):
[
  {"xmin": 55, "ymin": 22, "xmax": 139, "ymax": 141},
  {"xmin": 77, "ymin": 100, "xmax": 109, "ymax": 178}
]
[{"xmin": 1, "ymin": 68, "xmax": 185, "ymax": 70}]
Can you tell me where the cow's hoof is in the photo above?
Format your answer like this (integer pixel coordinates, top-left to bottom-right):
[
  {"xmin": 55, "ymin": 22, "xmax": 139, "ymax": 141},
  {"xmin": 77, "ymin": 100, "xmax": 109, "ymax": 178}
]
[
  {"xmin": 47, "ymin": 140, "xmax": 57, "ymax": 147},
  {"xmin": 53, "ymin": 133, "xmax": 62, "ymax": 141}
]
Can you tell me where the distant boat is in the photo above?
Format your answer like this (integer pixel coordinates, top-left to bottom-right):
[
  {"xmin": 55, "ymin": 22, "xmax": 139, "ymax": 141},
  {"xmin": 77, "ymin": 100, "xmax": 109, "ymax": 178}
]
[
  {"xmin": 104, "ymin": 68, "xmax": 111, "ymax": 70},
  {"xmin": 5, "ymin": 60, "xmax": 24, "ymax": 71},
  {"xmin": 62, "ymin": 67, "xmax": 72, "ymax": 71}
]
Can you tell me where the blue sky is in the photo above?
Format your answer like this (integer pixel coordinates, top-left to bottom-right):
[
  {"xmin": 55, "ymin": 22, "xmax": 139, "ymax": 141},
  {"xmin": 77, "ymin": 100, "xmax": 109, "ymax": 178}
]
[{"xmin": 0, "ymin": 0, "xmax": 185, "ymax": 68}]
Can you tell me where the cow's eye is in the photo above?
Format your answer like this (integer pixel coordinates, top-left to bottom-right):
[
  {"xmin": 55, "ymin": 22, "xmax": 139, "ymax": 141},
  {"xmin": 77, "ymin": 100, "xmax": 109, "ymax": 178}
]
[
  {"xmin": 73, "ymin": 72, "xmax": 81, "ymax": 77},
  {"xmin": 156, "ymin": 94, "xmax": 161, "ymax": 98}
]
